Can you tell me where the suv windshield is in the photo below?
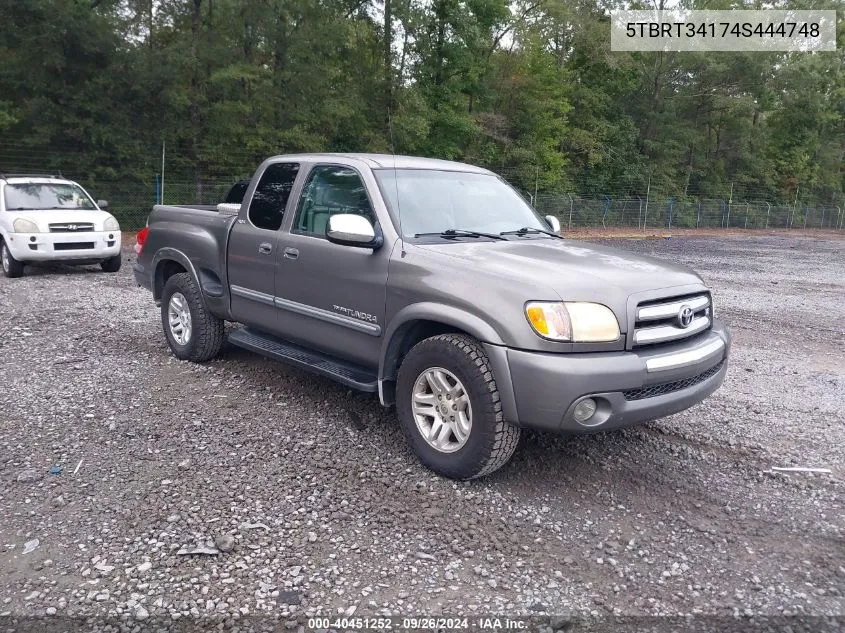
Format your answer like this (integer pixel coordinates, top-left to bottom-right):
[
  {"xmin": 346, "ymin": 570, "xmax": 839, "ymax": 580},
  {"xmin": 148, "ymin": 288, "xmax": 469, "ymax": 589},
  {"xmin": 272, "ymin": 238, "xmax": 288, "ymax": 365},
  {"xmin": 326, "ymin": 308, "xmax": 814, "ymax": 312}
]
[
  {"xmin": 374, "ymin": 169, "xmax": 546, "ymax": 238},
  {"xmin": 4, "ymin": 183, "xmax": 97, "ymax": 211}
]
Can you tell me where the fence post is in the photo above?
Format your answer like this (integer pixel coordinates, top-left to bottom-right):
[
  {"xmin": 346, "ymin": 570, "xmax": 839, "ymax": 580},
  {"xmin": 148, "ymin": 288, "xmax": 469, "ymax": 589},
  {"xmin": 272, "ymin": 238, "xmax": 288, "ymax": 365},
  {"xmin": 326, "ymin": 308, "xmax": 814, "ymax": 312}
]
[
  {"xmin": 765, "ymin": 203, "xmax": 770, "ymax": 229},
  {"xmin": 804, "ymin": 206, "xmax": 808, "ymax": 229},
  {"xmin": 567, "ymin": 194, "xmax": 574, "ymax": 230},
  {"xmin": 667, "ymin": 197, "xmax": 673, "ymax": 229},
  {"xmin": 744, "ymin": 202, "xmax": 749, "ymax": 229},
  {"xmin": 821, "ymin": 207, "xmax": 825, "ymax": 229},
  {"xmin": 838, "ymin": 206, "xmax": 843, "ymax": 230},
  {"xmin": 726, "ymin": 182, "xmax": 733, "ymax": 228},
  {"xmin": 696, "ymin": 200, "xmax": 701, "ymax": 228},
  {"xmin": 637, "ymin": 196, "xmax": 643, "ymax": 230},
  {"xmin": 161, "ymin": 141, "xmax": 166, "ymax": 205},
  {"xmin": 643, "ymin": 177, "xmax": 650, "ymax": 231}
]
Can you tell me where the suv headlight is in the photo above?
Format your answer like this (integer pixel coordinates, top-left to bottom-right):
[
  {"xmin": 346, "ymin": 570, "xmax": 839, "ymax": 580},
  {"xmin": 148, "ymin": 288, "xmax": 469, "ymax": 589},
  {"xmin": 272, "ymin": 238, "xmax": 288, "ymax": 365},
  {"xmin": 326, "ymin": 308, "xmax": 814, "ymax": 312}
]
[
  {"xmin": 12, "ymin": 218, "xmax": 40, "ymax": 233},
  {"xmin": 104, "ymin": 215, "xmax": 120, "ymax": 231},
  {"xmin": 525, "ymin": 301, "xmax": 620, "ymax": 342}
]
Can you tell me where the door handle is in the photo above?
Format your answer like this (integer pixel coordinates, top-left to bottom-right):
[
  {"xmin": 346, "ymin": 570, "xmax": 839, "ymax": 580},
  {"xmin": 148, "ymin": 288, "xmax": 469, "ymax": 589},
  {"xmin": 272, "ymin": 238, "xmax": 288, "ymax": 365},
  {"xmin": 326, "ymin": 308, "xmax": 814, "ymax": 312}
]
[
  {"xmin": 283, "ymin": 247, "xmax": 299, "ymax": 260},
  {"xmin": 258, "ymin": 242, "xmax": 272, "ymax": 254}
]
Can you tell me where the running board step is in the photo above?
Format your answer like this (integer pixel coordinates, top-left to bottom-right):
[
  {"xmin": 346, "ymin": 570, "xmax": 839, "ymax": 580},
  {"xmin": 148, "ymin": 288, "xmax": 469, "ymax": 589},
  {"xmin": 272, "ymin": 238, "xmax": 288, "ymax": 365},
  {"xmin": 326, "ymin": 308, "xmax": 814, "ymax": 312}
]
[{"xmin": 228, "ymin": 328, "xmax": 378, "ymax": 392}]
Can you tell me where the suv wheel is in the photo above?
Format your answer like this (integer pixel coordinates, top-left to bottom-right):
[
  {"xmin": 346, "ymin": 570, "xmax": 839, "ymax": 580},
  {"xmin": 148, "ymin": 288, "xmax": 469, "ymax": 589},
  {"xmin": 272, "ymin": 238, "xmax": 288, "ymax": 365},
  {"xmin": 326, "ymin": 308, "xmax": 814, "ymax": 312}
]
[
  {"xmin": 1, "ymin": 241, "xmax": 24, "ymax": 278},
  {"xmin": 396, "ymin": 333, "xmax": 521, "ymax": 479},
  {"xmin": 161, "ymin": 272, "xmax": 224, "ymax": 362},
  {"xmin": 101, "ymin": 254, "xmax": 122, "ymax": 273}
]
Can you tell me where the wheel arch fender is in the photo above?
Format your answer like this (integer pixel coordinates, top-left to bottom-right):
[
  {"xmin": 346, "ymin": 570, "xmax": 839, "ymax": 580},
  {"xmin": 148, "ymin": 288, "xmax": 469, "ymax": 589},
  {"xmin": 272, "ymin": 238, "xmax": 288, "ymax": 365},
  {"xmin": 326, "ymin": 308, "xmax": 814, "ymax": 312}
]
[
  {"xmin": 378, "ymin": 303, "xmax": 509, "ymax": 406},
  {"xmin": 152, "ymin": 248, "xmax": 200, "ymax": 303}
]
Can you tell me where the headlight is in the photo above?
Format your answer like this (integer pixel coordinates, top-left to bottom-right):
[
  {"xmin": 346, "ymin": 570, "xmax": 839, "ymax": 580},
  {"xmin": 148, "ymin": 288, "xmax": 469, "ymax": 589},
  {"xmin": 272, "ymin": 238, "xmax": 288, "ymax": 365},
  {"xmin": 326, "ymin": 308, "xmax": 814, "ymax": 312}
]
[
  {"xmin": 12, "ymin": 218, "xmax": 40, "ymax": 233},
  {"xmin": 525, "ymin": 301, "xmax": 620, "ymax": 342},
  {"xmin": 104, "ymin": 216, "xmax": 120, "ymax": 231}
]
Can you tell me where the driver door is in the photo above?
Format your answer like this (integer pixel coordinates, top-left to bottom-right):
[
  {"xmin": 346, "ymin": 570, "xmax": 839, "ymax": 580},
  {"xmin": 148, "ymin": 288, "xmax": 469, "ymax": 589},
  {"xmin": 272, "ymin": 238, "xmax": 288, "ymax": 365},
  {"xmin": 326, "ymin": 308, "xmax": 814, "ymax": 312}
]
[{"xmin": 274, "ymin": 164, "xmax": 390, "ymax": 367}]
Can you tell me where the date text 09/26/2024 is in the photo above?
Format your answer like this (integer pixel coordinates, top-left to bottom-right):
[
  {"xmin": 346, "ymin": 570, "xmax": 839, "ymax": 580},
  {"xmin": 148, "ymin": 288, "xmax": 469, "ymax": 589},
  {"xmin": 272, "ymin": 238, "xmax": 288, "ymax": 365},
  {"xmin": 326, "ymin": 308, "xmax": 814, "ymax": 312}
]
[{"xmin": 306, "ymin": 616, "xmax": 528, "ymax": 630}]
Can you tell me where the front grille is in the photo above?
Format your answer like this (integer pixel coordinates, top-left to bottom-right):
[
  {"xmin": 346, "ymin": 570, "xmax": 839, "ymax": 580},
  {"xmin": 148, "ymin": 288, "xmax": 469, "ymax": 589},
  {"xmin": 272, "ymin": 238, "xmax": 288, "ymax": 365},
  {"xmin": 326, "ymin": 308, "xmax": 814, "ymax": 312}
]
[
  {"xmin": 49, "ymin": 223, "xmax": 95, "ymax": 233},
  {"xmin": 54, "ymin": 242, "xmax": 95, "ymax": 251},
  {"xmin": 623, "ymin": 360, "xmax": 725, "ymax": 401},
  {"xmin": 633, "ymin": 293, "xmax": 711, "ymax": 347}
]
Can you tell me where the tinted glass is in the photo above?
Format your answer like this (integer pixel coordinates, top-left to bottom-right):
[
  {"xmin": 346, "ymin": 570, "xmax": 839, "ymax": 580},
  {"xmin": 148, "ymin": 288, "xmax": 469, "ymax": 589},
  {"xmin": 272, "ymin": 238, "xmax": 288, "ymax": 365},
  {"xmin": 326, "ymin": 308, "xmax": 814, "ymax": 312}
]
[
  {"xmin": 293, "ymin": 166, "xmax": 375, "ymax": 236},
  {"xmin": 224, "ymin": 179, "xmax": 250, "ymax": 204},
  {"xmin": 248, "ymin": 163, "xmax": 299, "ymax": 230},
  {"xmin": 374, "ymin": 169, "xmax": 545, "ymax": 237},
  {"xmin": 5, "ymin": 183, "xmax": 97, "ymax": 211}
]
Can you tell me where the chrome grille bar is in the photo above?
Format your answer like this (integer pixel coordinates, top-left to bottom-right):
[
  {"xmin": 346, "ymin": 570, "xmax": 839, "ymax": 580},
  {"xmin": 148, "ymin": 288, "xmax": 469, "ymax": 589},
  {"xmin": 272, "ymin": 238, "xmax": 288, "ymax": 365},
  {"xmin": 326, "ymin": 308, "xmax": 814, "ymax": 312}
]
[
  {"xmin": 632, "ymin": 292, "xmax": 711, "ymax": 347},
  {"xmin": 634, "ymin": 315, "xmax": 710, "ymax": 345},
  {"xmin": 637, "ymin": 294, "xmax": 709, "ymax": 321}
]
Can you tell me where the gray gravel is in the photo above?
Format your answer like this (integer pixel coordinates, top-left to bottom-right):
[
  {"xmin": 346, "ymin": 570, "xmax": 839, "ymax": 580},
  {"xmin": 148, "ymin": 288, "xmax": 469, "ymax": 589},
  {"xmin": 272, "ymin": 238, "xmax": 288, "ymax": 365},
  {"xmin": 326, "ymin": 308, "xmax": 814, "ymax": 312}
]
[{"xmin": 0, "ymin": 234, "xmax": 843, "ymax": 627}]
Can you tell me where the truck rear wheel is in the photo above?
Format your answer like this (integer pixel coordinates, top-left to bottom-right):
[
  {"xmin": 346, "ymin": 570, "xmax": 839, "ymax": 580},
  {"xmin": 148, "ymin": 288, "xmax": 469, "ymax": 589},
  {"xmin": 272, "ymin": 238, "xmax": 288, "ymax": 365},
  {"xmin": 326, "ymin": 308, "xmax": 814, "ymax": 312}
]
[
  {"xmin": 396, "ymin": 333, "xmax": 520, "ymax": 480},
  {"xmin": 161, "ymin": 272, "xmax": 224, "ymax": 362},
  {"xmin": 1, "ymin": 241, "xmax": 24, "ymax": 278}
]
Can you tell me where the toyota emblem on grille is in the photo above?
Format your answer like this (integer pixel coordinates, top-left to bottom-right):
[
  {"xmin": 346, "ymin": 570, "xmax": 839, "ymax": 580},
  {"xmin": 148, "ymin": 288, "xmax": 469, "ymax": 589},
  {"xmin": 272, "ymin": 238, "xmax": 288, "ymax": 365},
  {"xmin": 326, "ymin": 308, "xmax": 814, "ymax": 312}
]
[
  {"xmin": 677, "ymin": 305, "xmax": 694, "ymax": 328},
  {"xmin": 67, "ymin": 224, "xmax": 77, "ymax": 231}
]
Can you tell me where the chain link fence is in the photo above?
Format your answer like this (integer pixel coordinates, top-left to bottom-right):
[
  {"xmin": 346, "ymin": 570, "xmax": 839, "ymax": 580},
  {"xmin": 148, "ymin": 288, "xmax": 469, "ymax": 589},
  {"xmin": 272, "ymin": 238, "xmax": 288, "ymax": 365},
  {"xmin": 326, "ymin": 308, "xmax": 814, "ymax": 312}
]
[
  {"xmin": 532, "ymin": 195, "xmax": 845, "ymax": 231},
  {"xmin": 72, "ymin": 178, "xmax": 844, "ymax": 233},
  {"xmin": 1, "ymin": 143, "xmax": 842, "ymax": 232}
]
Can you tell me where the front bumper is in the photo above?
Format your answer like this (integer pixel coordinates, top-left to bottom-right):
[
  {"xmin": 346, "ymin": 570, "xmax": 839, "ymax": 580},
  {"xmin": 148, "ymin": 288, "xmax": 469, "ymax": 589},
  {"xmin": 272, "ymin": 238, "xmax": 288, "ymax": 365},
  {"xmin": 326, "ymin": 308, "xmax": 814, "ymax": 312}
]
[
  {"xmin": 486, "ymin": 319, "xmax": 731, "ymax": 433},
  {"xmin": 5, "ymin": 231, "xmax": 121, "ymax": 262}
]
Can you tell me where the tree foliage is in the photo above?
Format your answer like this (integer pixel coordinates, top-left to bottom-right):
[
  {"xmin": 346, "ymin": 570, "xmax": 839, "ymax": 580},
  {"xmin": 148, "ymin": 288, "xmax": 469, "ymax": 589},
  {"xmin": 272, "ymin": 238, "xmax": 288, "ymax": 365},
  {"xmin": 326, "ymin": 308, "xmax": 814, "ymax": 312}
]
[{"xmin": 0, "ymin": 0, "xmax": 842, "ymax": 205}]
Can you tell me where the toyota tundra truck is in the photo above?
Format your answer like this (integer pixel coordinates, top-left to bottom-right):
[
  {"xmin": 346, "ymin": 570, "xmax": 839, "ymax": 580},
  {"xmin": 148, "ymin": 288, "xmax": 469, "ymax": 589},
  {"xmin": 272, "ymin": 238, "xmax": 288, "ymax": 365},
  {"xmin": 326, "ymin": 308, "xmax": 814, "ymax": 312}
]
[{"xmin": 134, "ymin": 154, "xmax": 730, "ymax": 479}]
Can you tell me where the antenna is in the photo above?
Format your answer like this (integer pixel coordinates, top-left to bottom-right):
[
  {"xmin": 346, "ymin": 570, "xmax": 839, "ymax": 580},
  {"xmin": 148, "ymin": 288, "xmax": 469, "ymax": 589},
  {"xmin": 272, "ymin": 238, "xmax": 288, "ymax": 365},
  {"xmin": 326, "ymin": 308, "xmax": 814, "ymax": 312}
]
[{"xmin": 387, "ymin": 107, "xmax": 405, "ymax": 257}]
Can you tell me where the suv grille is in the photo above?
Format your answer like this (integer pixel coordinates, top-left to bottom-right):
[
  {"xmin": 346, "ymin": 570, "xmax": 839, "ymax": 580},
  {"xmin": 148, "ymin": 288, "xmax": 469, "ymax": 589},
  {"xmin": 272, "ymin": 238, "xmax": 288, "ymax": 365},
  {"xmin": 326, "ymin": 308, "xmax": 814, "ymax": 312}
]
[
  {"xmin": 49, "ymin": 222, "xmax": 95, "ymax": 233},
  {"xmin": 54, "ymin": 242, "xmax": 94, "ymax": 251},
  {"xmin": 623, "ymin": 361, "xmax": 724, "ymax": 401},
  {"xmin": 633, "ymin": 293, "xmax": 711, "ymax": 347}
]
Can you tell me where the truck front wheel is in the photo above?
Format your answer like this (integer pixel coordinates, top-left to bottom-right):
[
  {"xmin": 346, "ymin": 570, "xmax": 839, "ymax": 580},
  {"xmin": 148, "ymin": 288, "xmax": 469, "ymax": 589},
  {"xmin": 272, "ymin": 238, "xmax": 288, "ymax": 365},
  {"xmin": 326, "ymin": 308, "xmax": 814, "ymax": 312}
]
[
  {"xmin": 1, "ymin": 241, "xmax": 24, "ymax": 278},
  {"xmin": 396, "ymin": 333, "xmax": 521, "ymax": 480},
  {"xmin": 161, "ymin": 272, "xmax": 224, "ymax": 362}
]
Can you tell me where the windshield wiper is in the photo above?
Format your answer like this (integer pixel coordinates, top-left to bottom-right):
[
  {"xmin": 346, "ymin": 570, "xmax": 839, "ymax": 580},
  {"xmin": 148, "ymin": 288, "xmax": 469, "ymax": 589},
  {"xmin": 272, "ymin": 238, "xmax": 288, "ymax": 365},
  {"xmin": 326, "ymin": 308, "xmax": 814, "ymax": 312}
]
[
  {"xmin": 499, "ymin": 227, "xmax": 563, "ymax": 239},
  {"xmin": 414, "ymin": 229, "xmax": 506, "ymax": 241}
]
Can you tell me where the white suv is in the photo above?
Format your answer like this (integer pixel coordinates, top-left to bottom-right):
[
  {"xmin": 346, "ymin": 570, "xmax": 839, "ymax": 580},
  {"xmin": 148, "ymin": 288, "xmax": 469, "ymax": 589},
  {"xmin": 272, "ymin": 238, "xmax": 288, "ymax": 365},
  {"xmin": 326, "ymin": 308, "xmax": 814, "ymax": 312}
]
[{"xmin": 0, "ymin": 174, "xmax": 122, "ymax": 278}]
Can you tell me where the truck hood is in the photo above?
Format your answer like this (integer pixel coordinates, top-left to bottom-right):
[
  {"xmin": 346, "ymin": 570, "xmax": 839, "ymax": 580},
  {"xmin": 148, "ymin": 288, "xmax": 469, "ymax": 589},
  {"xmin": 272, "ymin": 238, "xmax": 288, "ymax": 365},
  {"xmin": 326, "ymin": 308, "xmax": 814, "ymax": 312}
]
[
  {"xmin": 414, "ymin": 238, "xmax": 704, "ymax": 299},
  {"xmin": 5, "ymin": 209, "xmax": 114, "ymax": 232}
]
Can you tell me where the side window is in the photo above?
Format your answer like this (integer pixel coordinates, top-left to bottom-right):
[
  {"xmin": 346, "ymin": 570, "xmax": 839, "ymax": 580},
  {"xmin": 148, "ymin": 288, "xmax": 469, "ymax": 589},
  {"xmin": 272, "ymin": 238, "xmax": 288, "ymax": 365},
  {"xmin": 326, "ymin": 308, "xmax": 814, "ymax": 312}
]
[
  {"xmin": 248, "ymin": 162, "xmax": 299, "ymax": 230},
  {"xmin": 293, "ymin": 165, "xmax": 375, "ymax": 237}
]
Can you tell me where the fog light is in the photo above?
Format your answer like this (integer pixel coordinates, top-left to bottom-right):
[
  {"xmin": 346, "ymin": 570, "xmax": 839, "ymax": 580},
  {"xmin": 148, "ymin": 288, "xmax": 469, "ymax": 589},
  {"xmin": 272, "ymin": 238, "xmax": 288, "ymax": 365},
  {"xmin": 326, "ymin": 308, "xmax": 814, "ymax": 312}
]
[
  {"xmin": 573, "ymin": 398, "xmax": 597, "ymax": 423},
  {"xmin": 30, "ymin": 236, "xmax": 36, "ymax": 242},
  {"xmin": 109, "ymin": 234, "xmax": 114, "ymax": 239}
]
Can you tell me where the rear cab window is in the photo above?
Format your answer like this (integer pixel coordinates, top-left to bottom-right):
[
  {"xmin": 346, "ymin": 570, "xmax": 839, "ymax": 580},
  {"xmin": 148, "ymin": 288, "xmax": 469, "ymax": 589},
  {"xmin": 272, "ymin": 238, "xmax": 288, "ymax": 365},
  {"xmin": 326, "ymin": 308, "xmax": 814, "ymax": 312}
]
[{"xmin": 247, "ymin": 163, "xmax": 300, "ymax": 231}]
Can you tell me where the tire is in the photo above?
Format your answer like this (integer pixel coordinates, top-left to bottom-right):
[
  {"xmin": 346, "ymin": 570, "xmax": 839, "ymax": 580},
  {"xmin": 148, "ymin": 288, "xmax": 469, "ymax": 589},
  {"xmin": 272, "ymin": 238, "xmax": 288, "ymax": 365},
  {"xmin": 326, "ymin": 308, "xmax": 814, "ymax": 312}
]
[
  {"xmin": 160, "ymin": 272, "xmax": 224, "ymax": 362},
  {"xmin": 1, "ymin": 241, "xmax": 24, "ymax": 278},
  {"xmin": 101, "ymin": 254, "xmax": 122, "ymax": 273},
  {"xmin": 396, "ymin": 333, "xmax": 521, "ymax": 480}
]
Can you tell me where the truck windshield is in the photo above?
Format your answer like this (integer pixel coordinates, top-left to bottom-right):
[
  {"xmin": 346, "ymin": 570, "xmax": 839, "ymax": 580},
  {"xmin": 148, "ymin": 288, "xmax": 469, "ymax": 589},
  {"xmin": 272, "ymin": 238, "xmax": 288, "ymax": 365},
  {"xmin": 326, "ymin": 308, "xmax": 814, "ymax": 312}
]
[
  {"xmin": 374, "ymin": 169, "xmax": 546, "ymax": 238},
  {"xmin": 4, "ymin": 183, "xmax": 97, "ymax": 211}
]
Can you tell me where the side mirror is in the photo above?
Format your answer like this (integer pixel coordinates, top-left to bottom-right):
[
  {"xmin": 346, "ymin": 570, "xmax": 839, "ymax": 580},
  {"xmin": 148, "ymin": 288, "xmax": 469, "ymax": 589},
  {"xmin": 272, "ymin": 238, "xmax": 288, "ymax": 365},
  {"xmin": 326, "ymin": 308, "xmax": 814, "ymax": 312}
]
[
  {"xmin": 545, "ymin": 214, "xmax": 561, "ymax": 234},
  {"xmin": 326, "ymin": 214, "xmax": 383, "ymax": 249},
  {"xmin": 98, "ymin": 200, "xmax": 109, "ymax": 209}
]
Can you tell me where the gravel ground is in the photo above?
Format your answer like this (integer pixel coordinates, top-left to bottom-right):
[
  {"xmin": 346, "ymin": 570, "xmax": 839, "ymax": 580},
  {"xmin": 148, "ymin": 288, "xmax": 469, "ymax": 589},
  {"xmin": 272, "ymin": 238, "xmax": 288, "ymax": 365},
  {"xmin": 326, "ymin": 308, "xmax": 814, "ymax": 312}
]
[{"xmin": 0, "ymin": 234, "xmax": 843, "ymax": 631}]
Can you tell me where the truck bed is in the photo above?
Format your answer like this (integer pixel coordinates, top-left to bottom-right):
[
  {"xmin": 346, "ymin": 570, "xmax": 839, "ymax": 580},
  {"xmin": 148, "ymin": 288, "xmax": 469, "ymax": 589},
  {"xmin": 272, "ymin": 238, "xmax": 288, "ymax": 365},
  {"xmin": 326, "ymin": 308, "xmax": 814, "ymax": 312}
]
[{"xmin": 144, "ymin": 203, "xmax": 239, "ymax": 307}]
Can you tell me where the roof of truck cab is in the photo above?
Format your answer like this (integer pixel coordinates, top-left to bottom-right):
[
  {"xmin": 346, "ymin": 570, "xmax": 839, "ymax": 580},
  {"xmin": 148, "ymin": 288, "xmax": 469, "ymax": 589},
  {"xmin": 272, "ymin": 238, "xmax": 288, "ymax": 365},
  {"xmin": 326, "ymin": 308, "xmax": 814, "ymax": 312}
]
[{"xmin": 265, "ymin": 153, "xmax": 494, "ymax": 174}]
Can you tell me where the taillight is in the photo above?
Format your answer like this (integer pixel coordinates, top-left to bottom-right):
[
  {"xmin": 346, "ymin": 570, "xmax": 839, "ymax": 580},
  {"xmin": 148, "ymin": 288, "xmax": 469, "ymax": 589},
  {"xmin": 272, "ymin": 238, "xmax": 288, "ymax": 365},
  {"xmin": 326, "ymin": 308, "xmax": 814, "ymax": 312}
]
[{"xmin": 135, "ymin": 226, "xmax": 149, "ymax": 255}]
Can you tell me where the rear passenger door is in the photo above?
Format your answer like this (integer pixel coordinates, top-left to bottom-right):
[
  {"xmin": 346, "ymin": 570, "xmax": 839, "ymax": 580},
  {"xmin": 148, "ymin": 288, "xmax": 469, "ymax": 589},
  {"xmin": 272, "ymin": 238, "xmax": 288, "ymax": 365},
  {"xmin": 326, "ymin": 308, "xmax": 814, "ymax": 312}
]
[
  {"xmin": 274, "ymin": 164, "xmax": 390, "ymax": 367},
  {"xmin": 228, "ymin": 161, "xmax": 300, "ymax": 332}
]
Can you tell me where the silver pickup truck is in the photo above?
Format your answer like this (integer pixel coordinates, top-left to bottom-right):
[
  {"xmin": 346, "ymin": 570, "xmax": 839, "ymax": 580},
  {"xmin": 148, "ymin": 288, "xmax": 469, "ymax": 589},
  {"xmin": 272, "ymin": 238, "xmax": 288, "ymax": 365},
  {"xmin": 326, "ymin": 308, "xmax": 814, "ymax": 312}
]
[{"xmin": 134, "ymin": 153, "xmax": 730, "ymax": 479}]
